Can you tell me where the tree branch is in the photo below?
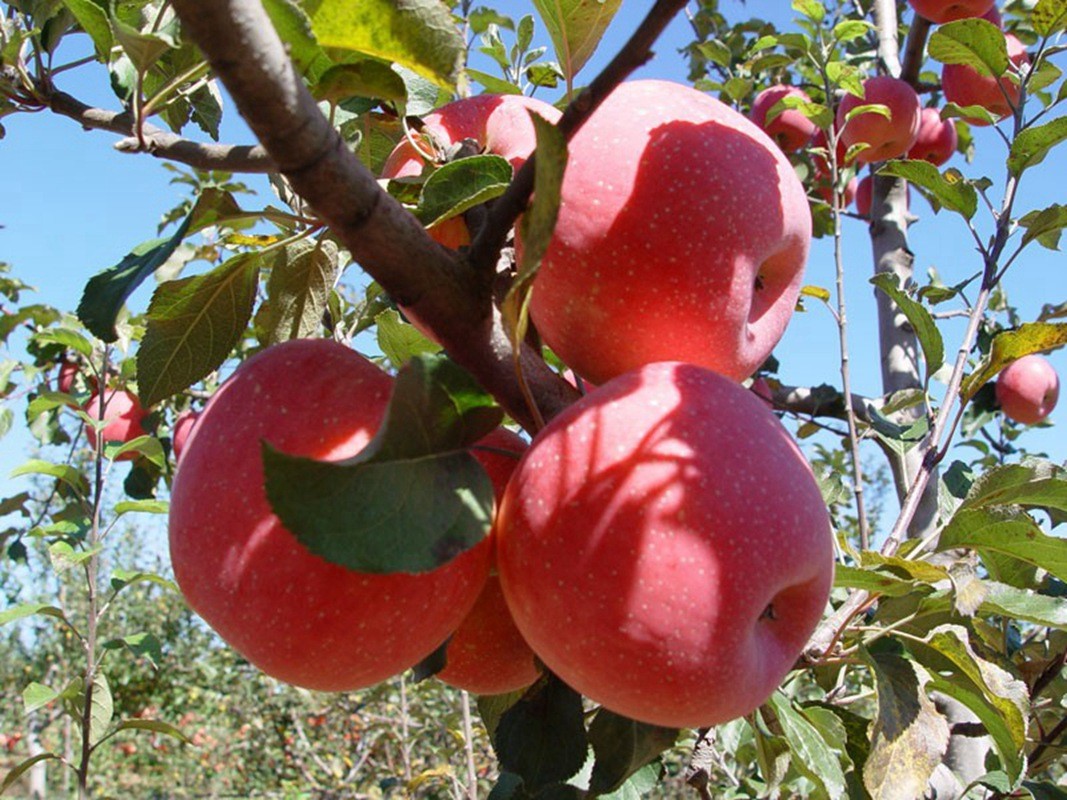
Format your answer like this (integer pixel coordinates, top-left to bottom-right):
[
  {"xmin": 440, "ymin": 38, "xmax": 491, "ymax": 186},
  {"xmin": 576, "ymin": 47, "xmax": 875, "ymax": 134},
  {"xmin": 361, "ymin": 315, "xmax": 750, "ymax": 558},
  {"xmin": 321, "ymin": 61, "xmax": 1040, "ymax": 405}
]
[
  {"xmin": 167, "ymin": 0, "xmax": 583, "ymax": 432},
  {"xmin": 468, "ymin": 0, "xmax": 690, "ymax": 275},
  {"xmin": 42, "ymin": 84, "xmax": 276, "ymax": 173}
]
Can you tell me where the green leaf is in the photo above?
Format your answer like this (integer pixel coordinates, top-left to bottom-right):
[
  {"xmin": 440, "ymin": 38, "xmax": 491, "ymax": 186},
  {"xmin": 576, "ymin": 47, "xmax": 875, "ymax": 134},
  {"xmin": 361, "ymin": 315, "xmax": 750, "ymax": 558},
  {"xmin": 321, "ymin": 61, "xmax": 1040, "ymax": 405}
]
[
  {"xmin": 32, "ymin": 326, "xmax": 93, "ymax": 357},
  {"xmin": 61, "ymin": 0, "xmax": 111, "ymax": 59},
  {"xmin": 109, "ymin": 435, "xmax": 165, "ymax": 467},
  {"xmin": 859, "ymin": 552, "xmax": 951, "ymax": 584},
  {"xmin": 48, "ymin": 541, "xmax": 101, "ymax": 573},
  {"xmin": 102, "ymin": 632, "xmax": 164, "ymax": 668},
  {"xmin": 980, "ymin": 580, "xmax": 1067, "ymax": 629},
  {"xmin": 912, "ymin": 625, "xmax": 1028, "ymax": 783},
  {"xmin": 878, "ymin": 161, "xmax": 977, "ymax": 219},
  {"xmin": 77, "ymin": 212, "xmax": 194, "ymax": 342},
  {"xmin": 928, "ymin": 19, "xmax": 1009, "ymax": 77},
  {"xmin": 1019, "ymin": 204, "xmax": 1067, "ymax": 251},
  {"xmin": 767, "ymin": 692, "xmax": 847, "ymax": 797},
  {"xmin": 114, "ymin": 499, "xmax": 169, "ymax": 516},
  {"xmin": 826, "ymin": 61, "xmax": 864, "ymax": 97},
  {"xmin": 88, "ymin": 671, "xmax": 113, "ymax": 745},
  {"xmin": 415, "ymin": 154, "xmax": 513, "ymax": 228},
  {"xmin": 477, "ymin": 690, "xmax": 527, "ymax": 740},
  {"xmin": 257, "ymin": 238, "xmax": 339, "ymax": 346},
  {"xmin": 0, "ymin": 602, "xmax": 68, "ymax": 627},
  {"xmin": 110, "ymin": 718, "xmax": 191, "ymax": 743},
  {"xmin": 1032, "ymin": 0, "xmax": 1067, "ymax": 36},
  {"xmin": 263, "ymin": 354, "xmax": 501, "ymax": 573},
  {"xmin": 505, "ymin": 113, "xmax": 566, "ymax": 348},
  {"xmin": 137, "ymin": 252, "xmax": 261, "ymax": 407},
  {"xmin": 938, "ymin": 507, "xmax": 1067, "ymax": 582},
  {"xmin": 587, "ymin": 708, "xmax": 677, "ymax": 795},
  {"xmin": 870, "ymin": 273, "xmax": 944, "ymax": 377},
  {"xmin": 792, "ymin": 0, "xmax": 825, "ymax": 23},
  {"xmin": 833, "ymin": 19, "xmax": 873, "ymax": 42},
  {"xmin": 961, "ymin": 458, "xmax": 1067, "ymax": 517},
  {"xmin": 861, "ymin": 646, "xmax": 950, "ymax": 800},
  {"xmin": 375, "ymin": 308, "xmax": 442, "ymax": 369},
  {"xmin": 262, "ymin": 0, "xmax": 333, "ymax": 83},
  {"xmin": 304, "ymin": 0, "xmax": 464, "ymax": 89},
  {"xmin": 1008, "ymin": 116, "xmax": 1067, "ymax": 177},
  {"xmin": 23, "ymin": 682, "xmax": 59, "ymax": 713},
  {"xmin": 311, "ymin": 60, "xmax": 408, "ymax": 105},
  {"xmin": 109, "ymin": 568, "xmax": 179, "ymax": 594},
  {"xmin": 833, "ymin": 564, "xmax": 921, "ymax": 597},
  {"xmin": 531, "ymin": 0, "xmax": 621, "ymax": 83},
  {"xmin": 10, "ymin": 459, "xmax": 87, "ymax": 495},
  {"xmin": 0, "ymin": 753, "xmax": 60, "ymax": 794},
  {"xmin": 598, "ymin": 763, "xmax": 663, "ymax": 800},
  {"xmin": 961, "ymin": 322, "xmax": 1067, "ymax": 401},
  {"xmin": 494, "ymin": 673, "xmax": 588, "ymax": 792}
]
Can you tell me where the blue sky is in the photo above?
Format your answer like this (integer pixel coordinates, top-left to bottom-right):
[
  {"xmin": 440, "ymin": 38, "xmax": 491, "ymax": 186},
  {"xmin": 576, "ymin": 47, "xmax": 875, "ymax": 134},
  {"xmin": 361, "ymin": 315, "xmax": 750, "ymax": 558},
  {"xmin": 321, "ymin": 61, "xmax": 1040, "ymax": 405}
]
[{"xmin": 1, "ymin": 2, "xmax": 1065, "ymax": 513}]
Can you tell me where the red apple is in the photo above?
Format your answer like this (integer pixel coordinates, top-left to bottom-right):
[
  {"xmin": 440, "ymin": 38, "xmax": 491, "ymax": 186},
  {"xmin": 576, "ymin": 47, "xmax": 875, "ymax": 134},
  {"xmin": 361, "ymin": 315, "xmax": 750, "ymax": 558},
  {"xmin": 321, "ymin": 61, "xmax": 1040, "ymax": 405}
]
[
  {"xmin": 381, "ymin": 94, "xmax": 561, "ymax": 249},
  {"xmin": 528, "ymin": 80, "xmax": 812, "ymax": 386},
  {"xmin": 749, "ymin": 85, "xmax": 817, "ymax": 153},
  {"xmin": 83, "ymin": 389, "xmax": 148, "ymax": 460},
  {"xmin": 437, "ymin": 427, "xmax": 541, "ymax": 695},
  {"xmin": 908, "ymin": 0, "xmax": 995, "ymax": 23},
  {"xmin": 750, "ymin": 376, "xmax": 774, "ymax": 406},
  {"xmin": 172, "ymin": 408, "xmax": 200, "ymax": 461},
  {"xmin": 995, "ymin": 354, "xmax": 1059, "ymax": 424},
  {"xmin": 57, "ymin": 360, "xmax": 79, "ymax": 394},
  {"xmin": 815, "ymin": 174, "xmax": 858, "ymax": 209},
  {"xmin": 907, "ymin": 107, "xmax": 958, "ymax": 165},
  {"xmin": 497, "ymin": 362, "xmax": 835, "ymax": 728},
  {"xmin": 982, "ymin": 6, "xmax": 1003, "ymax": 26},
  {"xmin": 856, "ymin": 175, "xmax": 911, "ymax": 218},
  {"xmin": 168, "ymin": 338, "xmax": 492, "ymax": 691},
  {"xmin": 836, "ymin": 76, "xmax": 922, "ymax": 164},
  {"xmin": 942, "ymin": 33, "xmax": 1029, "ymax": 124}
]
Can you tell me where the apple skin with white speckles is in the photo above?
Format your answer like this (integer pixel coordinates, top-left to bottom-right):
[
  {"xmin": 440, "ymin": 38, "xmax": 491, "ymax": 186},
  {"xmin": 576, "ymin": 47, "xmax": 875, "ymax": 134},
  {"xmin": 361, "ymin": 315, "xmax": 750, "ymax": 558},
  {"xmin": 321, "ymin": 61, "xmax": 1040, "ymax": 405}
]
[
  {"xmin": 437, "ymin": 427, "xmax": 542, "ymax": 695},
  {"xmin": 527, "ymin": 80, "xmax": 812, "ymax": 387},
  {"xmin": 995, "ymin": 354, "xmax": 1059, "ymax": 425},
  {"xmin": 168, "ymin": 338, "xmax": 492, "ymax": 692},
  {"xmin": 496, "ymin": 361, "xmax": 834, "ymax": 728}
]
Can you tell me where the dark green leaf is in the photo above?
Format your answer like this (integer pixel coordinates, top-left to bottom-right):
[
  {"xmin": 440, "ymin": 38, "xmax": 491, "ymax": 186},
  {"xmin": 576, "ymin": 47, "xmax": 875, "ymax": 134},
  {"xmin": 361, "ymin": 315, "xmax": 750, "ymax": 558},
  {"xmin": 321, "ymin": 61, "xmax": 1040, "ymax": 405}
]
[
  {"xmin": 61, "ymin": 0, "xmax": 110, "ymax": 58},
  {"xmin": 110, "ymin": 10, "xmax": 177, "ymax": 72},
  {"xmin": 110, "ymin": 718, "xmax": 191, "ymax": 744},
  {"xmin": 77, "ymin": 213, "xmax": 194, "ymax": 342},
  {"xmin": 263, "ymin": 355, "xmax": 501, "ymax": 573},
  {"xmin": 0, "ymin": 602, "xmax": 68, "ymax": 628},
  {"xmin": 416, "ymin": 154, "xmax": 513, "ymax": 228},
  {"xmin": 861, "ymin": 646, "xmax": 950, "ymax": 800},
  {"xmin": 531, "ymin": 0, "xmax": 621, "ymax": 82},
  {"xmin": 870, "ymin": 273, "xmax": 944, "ymax": 377},
  {"xmin": 767, "ymin": 692, "xmax": 847, "ymax": 797},
  {"xmin": 878, "ymin": 160, "xmax": 977, "ymax": 219},
  {"xmin": 1019, "ymin": 204, "xmax": 1067, "ymax": 251},
  {"xmin": 137, "ymin": 253, "xmax": 261, "ymax": 407},
  {"xmin": 928, "ymin": 19, "xmax": 1009, "ymax": 77},
  {"xmin": 587, "ymin": 708, "xmax": 677, "ymax": 795},
  {"xmin": 0, "ymin": 753, "xmax": 60, "ymax": 793},
  {"xmin": 1023, "ymin": 781, "xmax": 1067, "ymax": 800},
  {"xmin": 102, "ymin": 632, "xmax": 164, "ymax": 668},
  {"xmin": 304, "ymin": 0, "xmax": 464, "ymax": 89},
  {"xmin": 494, "ymin": 674, "xmax": 588, "ymax": 792},
  {"xmin": 477, "ymin": 690, "xmax": 527, "ymax": 741},
  {"xmin": 1008, "ymin": 116, "xmax": 1067, "ymax": 177},
  {"xmin": 833, "ymin": 564, "xmax": 921, "ymax": 597},
  {"xmin": 258, "ymin": 239, "xmax": 339, "ymax": 346},
  {"xmin": 312, "ymin": 60, "xmax": 407, "ymax": 105},
  {"xmin": 961, "ymin": 322, "xmax": 1067, "ymax": 401},
  {"xmin": 938, "ymin": 507, "xmax": 1067, "ymax": 582},
  {"xmin": 109, "ymin": 568, "xmax": 179, "ymax": 594},
  {"xmin": 962, "ymin": 458, "xmax": 1067, "ymax": 517}
]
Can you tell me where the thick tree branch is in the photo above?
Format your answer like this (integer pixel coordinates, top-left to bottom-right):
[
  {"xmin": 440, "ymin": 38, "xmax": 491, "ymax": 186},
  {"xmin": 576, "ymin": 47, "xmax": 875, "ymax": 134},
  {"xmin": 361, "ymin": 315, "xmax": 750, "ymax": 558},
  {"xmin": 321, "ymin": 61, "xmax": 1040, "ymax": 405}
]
[
  {"xmin": 468, "ymin": 0, "xmax": 689, "ymax": 275},
  {"xmin": 168, "ymin": 0, "xmax": 583, "ymax": 432},
  {"xmin": 42, "ymin": 84, "xmax": 275, "ymax": 173}
]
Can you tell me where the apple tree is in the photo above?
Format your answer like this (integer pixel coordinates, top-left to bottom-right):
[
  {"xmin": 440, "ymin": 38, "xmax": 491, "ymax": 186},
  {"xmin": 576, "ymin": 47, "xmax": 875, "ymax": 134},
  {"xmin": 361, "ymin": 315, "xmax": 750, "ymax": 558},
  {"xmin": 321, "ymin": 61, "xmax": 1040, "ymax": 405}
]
[{"xmin": 2, "ymin": 0, "xmax": 1067, "ymax": 798}]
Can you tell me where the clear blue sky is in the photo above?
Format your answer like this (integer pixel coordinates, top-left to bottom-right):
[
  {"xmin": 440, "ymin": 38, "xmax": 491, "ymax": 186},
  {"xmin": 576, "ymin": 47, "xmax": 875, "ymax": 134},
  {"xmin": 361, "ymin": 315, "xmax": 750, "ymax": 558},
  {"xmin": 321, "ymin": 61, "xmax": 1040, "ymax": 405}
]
[{"xmin": 1, "ymin": 2, "xmax": 1065, "ymax": 516}]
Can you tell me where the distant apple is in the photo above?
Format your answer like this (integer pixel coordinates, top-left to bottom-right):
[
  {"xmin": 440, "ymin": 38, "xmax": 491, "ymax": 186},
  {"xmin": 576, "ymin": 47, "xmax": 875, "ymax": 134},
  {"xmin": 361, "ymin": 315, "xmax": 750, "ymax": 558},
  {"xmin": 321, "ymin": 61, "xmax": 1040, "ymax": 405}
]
[
  {"xmin": 497, "ymin": 362, "xmax": 835, "ymax": 728},
  {"xmin": 908, "ymin": 0, "xmax": 995, "ymax": 22},
  {"xmin": 942, "ymin": 33, "xmax": 1029, "ymax": 124},
  {"xmin": 982, "ymin": 5, "xmax": 1003, "ymax": 25},
  {"xmin": 83, "ymin": 389, "xmax": 148, "ymax": 461},
  {"xmin": 529, "ymin": 80, "xmax": 812, "ymax": 385},
  {"xmin": 749, "ymin": 85, "xmax": 817, "ymax": 152},
  {"xmin": 57, "ymin": 360, "xmax": 79, "ymax": 394},
  {"xmin": 837, "ymin": 76, "xmax": 922, "ymax": 164},
  {"xmin": 172, "ymin": 408, "xmax": 201, "ymax": 461},
  {"xmin": 995, "ymin": 355, "xmax": 1059, "ymax": 424},
  {"xmin": 856, "ymin": 175, "xmax": 911, "ymax": 218},
  {"xmin": 381, "ymin": 94, "xmax": 561, "ymax": 249},
  {"xmin": 169, "ymin": 338, "xmax": 492, "ymax": 691},
  {"xmin": 437, "ymin": 427, "xmax": 541, "ymax": 695},
  {"xmin": 907, "ymin": 107, "xmax": 958, "ymax": 165}
]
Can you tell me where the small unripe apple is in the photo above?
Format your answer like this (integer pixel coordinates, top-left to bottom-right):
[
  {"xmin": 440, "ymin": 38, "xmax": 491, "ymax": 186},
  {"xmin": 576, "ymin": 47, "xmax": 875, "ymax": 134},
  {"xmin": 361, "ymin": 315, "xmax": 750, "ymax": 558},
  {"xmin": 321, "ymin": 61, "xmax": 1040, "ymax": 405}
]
[
  {"xmin": 749, "ymin": 85, "xmax": 817, "ymax": 153},
  {"xmin": 529, "ymin": 80, "xmax": 812, "ymax": 386},
  {"xmin": 83, "ymin": 389, "xmax": 148, "ymax": 461},
  {"xmin": 907, "ymin": 107, "xmax": 958, "ymax": 165},
  {"xmin": 942, "ymin": 33, "xmax": 1029, "ymax": 124},
  {"xmin": 995, "ymin": 355, "xmax": 1059, "ymax": 424},
  {"xmin": 497, "ymin": 362, "xmax": 835, "ymax": 728},
  {"xmin": 908, "ymin": 0, "xmax": 995, "ymax": 23},
  {"xmin": 169, "ymin": 339, "xmax": 492, "ymax": 691},
  {"xmin": 437, "ymin": 427, "xmax": 541, "ymax": 695},
  {"xmin": 171, "ymin": 408, "xmax": 201, "ymax": 461},
  {"xmin": 837, "ymin": 76, "xmax": 922, "ymax": 164},
  {"xmin": 381, "ymin": 94, "xmax": 561, "ymax": 248}
]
